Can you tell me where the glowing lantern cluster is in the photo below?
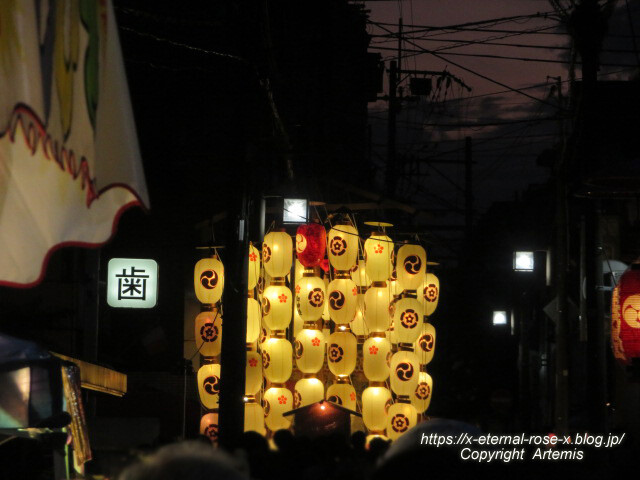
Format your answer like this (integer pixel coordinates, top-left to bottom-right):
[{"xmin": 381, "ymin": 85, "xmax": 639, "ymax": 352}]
[{"xmin": 612, "ymin": 264, "xmax": 640, "ymax": 365}]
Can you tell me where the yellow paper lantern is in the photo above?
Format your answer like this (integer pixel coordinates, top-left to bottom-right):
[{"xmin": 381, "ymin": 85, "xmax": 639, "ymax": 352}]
[
  {"xmin": 351, "ymin": 304, "xmax": 367, "ymax": 336},
  {"xmin": 293, "ymin": 307, "xmax": 303, "ymax": 337},
  {"xmin": 414, "ymin": 322, "xmax": 436, "ymax": 365},
  {"xmin": 294, "ymin": 377, "xmax": 325, "ymax": 408},
  {"xmin": 295, "ymin": 275, "xmax": 325, "ymax": 321},
  {"xmin": 412, "ymin": 371, "xmax": 433, "ymax": 414},
  {"xmin": 396, "ymin": 244, "xmax": 426, "ymax": 292},
  {"xmin": 197, "ymin": 363, "xmax": 221, "ymax": 410},
  {"xmin": 327, "ymin": 331, "xmax": 357, "ymax": 377},
  {"xmin": 248, "ymin": 244, "xmax": 261, "ymax": 291},
  {"xmin": 327, "ymin": 277, "xmax": 358, "ymax": 324},
  {"xmin": 327, "ymin": 224, "xmax": 359, "ymax": 271},
  {"xmin": 263, "ymin": 386, "xmax": 292, "ymax": 431},
  {"xmin": 387, "ymin": 320, "xmax": 398, "ymax": 345},
  {"xmin": 244, "ymin": 401, "xmax": 266, "ymax": 436},
  {"xmin": 260, "ymin": 321, "xmax": 271, "ymax": 346},
  {"xmin": 257, "ymin": 271, "xmax": 271, "ymax": 302},
  {"xmin": 393, "ymin": 297, "xmax": 424, "ymax": 344},
  {"xmin": 245, "ymin": 351, "xmax": 262, "ymax": 395},
  {"xmin": 364, "ymin": 285, "xmax": 392, "ymax": 333},
  {"xmin": 263, "ymin": 231, "xmax": 293, "ymax": 278},
  {"xmin": 386, "ymin": 402, "xmax": 417, "ymax": 441},
  {"xmin": 294, "ymin": 259, "xmax": 304, "ymax": 283},
  {"xmin": 194, "ymin": 257, "xmax": 225, "ymax": 305},
  {"xmin": 364, "ymin": 233, "xmax": 393, "ymax": 282},
  {"xmin": 246, "ymin": 298, "xmax": 261, "ymax": 344},
  {"xmin": 326, "ymin": 382, "xmax": 357, "ymax": 411},
  {"xmin": 295, "ymin": 329, "xmax": 326, "ymax": 373},
  {"xmin": 262, "ymin": 284, "xmax": 293, "ymax": 330},
  {"xmin": 200, "ymin": 412, "xmax": 219, "ymax": 443},
  {"xmin": 351, "ymin": 258, "xmax": 371, "ymax": 287},
  {"xmin": 363, "ymin": 336, "xmax": 391, "ymax": 381},
  {"xmin": 322, "ymin": 276, "xmax": 331, "ymax": 321},
  {"xmin": 362, "ymin": 386, "xmax": 392, "ymax": 432},
  {"xmin": 195, "ymin": 310, "xmax": 223, "ymax": 357},
  {"xmin": 389, "ymin": 351, "xmax": 420, "ymax": 396},
  {"xmin": 420, "ymin": 273, "xmax": 440, "ymax": 317},
  {"xmin": 262, "ymin": 337, "xmax": 293, "ymax": 383}
]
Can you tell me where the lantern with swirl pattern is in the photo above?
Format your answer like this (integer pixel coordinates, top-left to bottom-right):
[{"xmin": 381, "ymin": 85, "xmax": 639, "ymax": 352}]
[
  {"xmin": 194, "ymin": 257, "xmax": 225, "ymax": 305},
  {"xmin": 614, "ymin": 263, "xmax": 640, "ymax": 365},
  {"xmin": 296, "ymin": 223, "xmax": 326, "ymax": 268}
]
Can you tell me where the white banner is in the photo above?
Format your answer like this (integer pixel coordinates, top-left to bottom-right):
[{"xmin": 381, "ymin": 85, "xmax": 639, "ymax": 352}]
[{"xmin": 0, "ymin": 0, "xmax": 149, "ymax": 287}]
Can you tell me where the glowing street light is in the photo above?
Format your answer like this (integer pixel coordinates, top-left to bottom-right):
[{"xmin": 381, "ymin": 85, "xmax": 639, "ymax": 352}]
[
  {"xmin": 513, "ymin": 251, "xmax": 534, "ymax": 272},
  {"xmin": 283, "ymin": 198, "xmax": 307, "ymax": 223},
  {"xmin": 493, "ymin": 310, "xmax": 508, "ymax": 326}
]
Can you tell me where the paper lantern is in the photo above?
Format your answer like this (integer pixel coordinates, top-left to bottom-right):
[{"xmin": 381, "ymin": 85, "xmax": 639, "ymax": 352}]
[
  {"xmin": 262, "ymin": 284, "xmax": 292, "ymax": 330},
  {"xmin": 264, "ymin": 387, "xmax": 292, "ymax": 431},
  {"xmin": 263, "ymin": 231, "xmax": 293, "ymax": 278},
  {"xmin": 327, "ymin": 277, "xmax": 358, "ymax": 324},
  {"xmin": 195, "ymin": 310, "xmax": 223, "ymax": 357},
  {"xmin": 412, "ymin": 371, "xmax": 433, "ymax": 414},
  {"xmin": 393, "ymin": 297, "xmax": 424, "ymax": 344},
  {"xmin": 295, "ymin": 275, "xmax": 325, "ymax": 321},
  {"xmin": 322, "ymin": 275, "xmax": 331, "ymax": 321},
  {"xmin": 364, "ymin": 233, "xmax": 393, "ymax": 282},
  {"xmin": 420, "ymin": 273, "xmax": 440, "ymax": 317},
  {"xmin": 389, "ymin": 351, "xmax": 420, "ymax": 396},
  {"xmin": 244, "ymin": 401, "xmax": 266, "ymax": 436},
  {"xmin": 246, "ymin": 351, "xmax": 262, "ymax": 395},
  {"xmin": 257, "ymin": 270, "xmax": 271, "ymax": 303},
  {"xmin": 327, "ymin": 224, "xmax": 359, "ymax": 271},
  {"xmin": 295, "ymin": 329, "xmax": 326, "ymax": 373},
  {"xmin": 326, "ymin": 382, "xmax": 357, "ymax": 411},
  {"xmin": 387, "ymin": 320, "xmax": 398, "ymax": 345},
  {"xmin": 388, "ymin": 276, "xmax": 402, "ymax": 298},
  {"xmin": 194, "ymin": 257, "xmax": 225, "ymax": 305},
  {"xmin": 362, "ymin": 386, "xmax": 392, "ymax": 432},
  {"xmin": 246, "ymin": 298, "xmax": 261, "ymax": 344},
  {"xmin": 296, "ymin": 223, "xmax": 326, "ymax": 268},
  {"xmin": 260, "ymin": 320, "xmax": 271, "ymax": 345},
  {"xmin": 248, "ymin": 244, "xmax": 261, "ymax": 291},
  {"xmin": 327, "ymin": 331, "xmax": 357, "ymax": 377},
  {"xmin": 197, "ymin": 363, "xmax": 221, "ymax": 410},
  {"xmin": 351, "ymin": 258, "xmax": 371, "ymax": 287},
  {"xmin": 293, "ymin": 308, "xmax": 303, "ymax": 337},
  {"xmin": 386, "ymin": 402, "xmax": 417, "ymax": 441},
  {"xmin": 351, "ymin": 305, "xmax": 367, "ymax": 336},
  {"xmin": 616, "ymin": 265, "xmax": 640, "ymax": 363},
  {"xmin": 396, "ymin": 244, "xmax": 426, "ymax": 292},
  {"xmin": 263, "ymin": 337, "xmax": 293, "ymax": 383},
  {"xmin": 294, "ymin": 378, "xmax": 325, "ymax": 408},
  {"xmin": 364, "ymin": 285, "xmax": 392, "ymax": 333},
  {"xmin": 414, "ymin": 322, "xmax": 436, "ymax": 365},
  {"xmin": 200, "ymin": 412, "xmax": 219, "ymax": 443},
  {"xmin": 363, "ymin": 336, "xmax": 391, "ymax": 381}
]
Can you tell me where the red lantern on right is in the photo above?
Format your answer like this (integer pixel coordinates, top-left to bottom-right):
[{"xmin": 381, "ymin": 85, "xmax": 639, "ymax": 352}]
[{"xmin": 612, "ymin": 264, "xmax": 640, "ymax": 365}]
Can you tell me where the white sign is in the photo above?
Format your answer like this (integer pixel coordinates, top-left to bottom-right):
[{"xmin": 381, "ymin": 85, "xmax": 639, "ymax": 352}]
[{"xmin": 107, "ymin": 258, "xmax": 158, "ymax": 308}]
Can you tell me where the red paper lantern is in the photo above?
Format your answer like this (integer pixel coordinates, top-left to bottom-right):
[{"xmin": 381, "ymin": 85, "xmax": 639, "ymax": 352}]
[
  {"xmin": 296, "ymin": 223, "xmax": 326, "ymax": 268},
  {"xmin": 614, "ymin": 264, "xmax": 640, "ymax": 365}
]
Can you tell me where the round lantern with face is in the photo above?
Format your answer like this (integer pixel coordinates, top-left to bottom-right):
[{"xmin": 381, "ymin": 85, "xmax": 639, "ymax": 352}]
[
  {"xmin": 262, "ymin": 337, "xmax": 293, "ymax": 383},
  {"xmin": 295, "ymin": 328, "xmax": 326, "ymax": 373},
  {"xmin": 363, "ymin": 336, "xmax": 391, "ymax": 381},
  {"xmin": 326, "ymin": 382, "xmax": 357, "ymax": 411},
  {"xmin": 389, "ymin": 351, "xmax": 420, "ymax": 396},
  {"xmin": 327, "ymin": 224, "xmax": 359, "ymax": 271},
  {"xmin": 393, "ymin": 297, "xmax": 424, "ymax": 344},
  {"xmin": 296, "ymin": 223, "xmax": 326, "ymax": 268},
  {"xmin": 244, "ymin": 401, "xmax": 266, "ymax": 436},
  {"xmin": 262, "ymin": 231, "xmax": 293, "ymax": 278},
  {"xmin": 194, "ymin": 257, "xmax": 225, "ymax": 305},
  {"xmin": 246, "ymin": 298, "xmax": 261, "ymax": 344},
  {"xmin": 248, "ymin": 244, "xmax": 261, "ymax": 291},
  {"xmin": 618, "ymin": 265, "xmax": 640, "ymax": 363},
  {"xmin": 262, "ymin": 284, "xmax": 293, "ymax": 330},
  {"xmin": 296, "ymin": 275, "xmax": 325, "ymax": 322},
  {"xmin": 294, "ymin": 377, "xmax": 324, "ymax": 409},
  {"xmin": 414, "ymin": 322, "xmax": 436, "ymax": 365},
  {"xmin": 362, "ymin": 386, "xmax": 392, "ymax": 432},
  {"xmin": 386, "ymin": 402, "xmax": 417, "ymax": 441},
  {"xmin": 396, "ymin": 244, "xmax": 427, "ymax": 292},
  {"xmin": 200, "ymin": 412, "xmax": 219, "ymax": 444},
  {"xmin": 195, "ymin": 310, "xmax": 223, "ymax": 357},
  {"xmin": 412, "ymin": 371, "xmax": 433, "ymax": 414},
  {"xmin": 420, "ymin": 273, "xmax": 440, "ymax": 317},
  {"xmin": 197, "ymin": 363, "xmax": 221, "ymax": 410},
  {"xmin": 364, "ymin": 284, "xmax": 392, "ymax": 333},
  {"xmin": 327, "ymin": 331, "xmax": 357, "ymax": 377},
  {"xmin": 263, "ymin": 386, "xmax": 293, "ymax": 432},
  {"xmin": 245, "ymin": 351, "xmax": 262, "ymax": 396},
  {"xmin": 364, "ymin": 233, "xmax": 393, "ymax": 282},
  {"xmin": 327, "ymin": 277, "xmax": 358, "ymax": 324}
]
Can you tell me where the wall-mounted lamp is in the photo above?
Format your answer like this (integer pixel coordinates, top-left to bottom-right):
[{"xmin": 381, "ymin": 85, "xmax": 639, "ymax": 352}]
[
  {"xmin": 283, "ymin": 198, "xmax": 307, "ymax": 223},
  {"xmin": 513, "ymin": 251, "xmax": 534, "ymax": 272},
  {"xmin": 492, "ymin": 310, "xmax": 508, "ymax": 326}
]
